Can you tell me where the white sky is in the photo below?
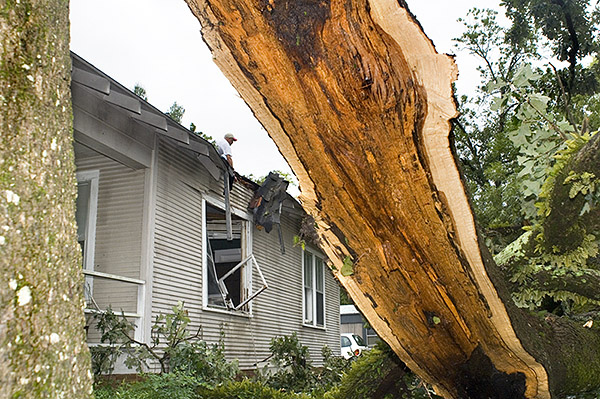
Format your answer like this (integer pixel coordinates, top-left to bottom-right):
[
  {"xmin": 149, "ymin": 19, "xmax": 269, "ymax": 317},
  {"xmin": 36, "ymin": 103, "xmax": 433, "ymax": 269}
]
[{"xmin": 70, "ymin": 0, "xmax": 498, "ymax": 190}]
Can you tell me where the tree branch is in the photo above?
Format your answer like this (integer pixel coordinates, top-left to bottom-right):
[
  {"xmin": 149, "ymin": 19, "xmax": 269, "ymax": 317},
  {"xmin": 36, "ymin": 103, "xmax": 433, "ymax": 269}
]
[
  {"xmin": 549, "ymin": 62, "xmax": 578, "ymax": 132},
  {"xmin": 551, "ymin": 0, "xmax": 580, "ymax": 96}
]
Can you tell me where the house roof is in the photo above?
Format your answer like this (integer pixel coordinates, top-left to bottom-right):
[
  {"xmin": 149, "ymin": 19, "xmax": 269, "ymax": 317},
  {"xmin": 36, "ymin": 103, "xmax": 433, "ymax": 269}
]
[
  {"xmin": 71, "ymin": 51, "xmax": 224, "ymax": 179},
  {"xmin": 340, "ymin": 304, "xmax": 359, "ymax": 315},
  {"xmin": 71, "ymin": 52, "xmax": 304, "ymax": 218}
]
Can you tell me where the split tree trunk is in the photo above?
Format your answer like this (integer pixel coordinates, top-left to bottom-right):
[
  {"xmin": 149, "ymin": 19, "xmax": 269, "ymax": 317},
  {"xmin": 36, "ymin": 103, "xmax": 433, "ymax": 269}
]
[
  {"xmin": 0, "ymin": 0, "xmax": 93, "ymax": 397},
  {"xmin": 184, "ymin": 0, "xmax": 600, "ymax": 397}
]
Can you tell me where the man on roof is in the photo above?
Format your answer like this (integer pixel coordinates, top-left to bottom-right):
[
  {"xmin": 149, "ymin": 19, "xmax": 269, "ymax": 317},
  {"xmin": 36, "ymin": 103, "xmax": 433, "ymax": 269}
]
[{"xmin": 216, "ymin": 132, "xmax": 237, "ymax": 169}]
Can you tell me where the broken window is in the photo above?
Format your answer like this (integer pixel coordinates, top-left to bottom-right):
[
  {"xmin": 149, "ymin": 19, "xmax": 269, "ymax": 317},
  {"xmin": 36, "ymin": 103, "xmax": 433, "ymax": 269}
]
[
  {"xmin": 303, "ymin": 249, "xmax": 325, "ymax": 327},
  {"xmin": 204, "ymin": 201, "xmax": 266, "ymax": 311}
]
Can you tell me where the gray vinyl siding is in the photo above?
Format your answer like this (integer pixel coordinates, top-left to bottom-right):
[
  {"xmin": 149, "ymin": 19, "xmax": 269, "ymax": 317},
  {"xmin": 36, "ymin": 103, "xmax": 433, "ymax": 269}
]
[
  {"xmin": 76, "ymin": 154, "xmax": 146, "ymax": 343},
  {"xmin": 153, "ymin": 139, "xmax": 340, "ymax": 370}
]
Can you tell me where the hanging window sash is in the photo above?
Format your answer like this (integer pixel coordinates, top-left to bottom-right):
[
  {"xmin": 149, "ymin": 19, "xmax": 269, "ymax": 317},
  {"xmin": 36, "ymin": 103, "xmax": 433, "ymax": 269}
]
[{"xmin": 217, "ymin": 254, "xmax": 268, "ymax": 311}]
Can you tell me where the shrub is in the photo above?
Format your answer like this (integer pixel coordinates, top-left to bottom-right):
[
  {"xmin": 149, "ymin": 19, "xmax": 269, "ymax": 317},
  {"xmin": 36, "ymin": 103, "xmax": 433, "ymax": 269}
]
[
  {"xmin": 313, "ymin": 345, "xmax": 352, "ymax": 395},
  {"xmin": 95, "ymin": 377, "xmax": 315, "ymax": 399},
  {"xmin": 199, "ymin": 379, "xmax": 312, "ymax": 399},
  {"xmin": 260, "ymin": 333, "xmax": 316, "ymax": 393},
  {"xmin": 324, "ymin": 342, "xmax": 441, "ymax": 399},
  {"xmin": 168, "ymin": 337, "xmax": 238, "ymax": 385},
  {"xmin": 90, "ymin": 302, "xmax": 238, "ymax": 386},
  {"xmin": 257, "ymin": 333, "xmax": 351, "ymax": 396},
  {"xmin": 94, "ymin": 372, "xmax": 204, "ymax": 399}
]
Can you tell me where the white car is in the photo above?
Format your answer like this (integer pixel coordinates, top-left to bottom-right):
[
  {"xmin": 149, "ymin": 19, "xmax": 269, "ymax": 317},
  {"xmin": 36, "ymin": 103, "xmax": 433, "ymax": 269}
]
[{"xmin": 340, "ymin": 333, "xmax": 369, "ymax": 359}]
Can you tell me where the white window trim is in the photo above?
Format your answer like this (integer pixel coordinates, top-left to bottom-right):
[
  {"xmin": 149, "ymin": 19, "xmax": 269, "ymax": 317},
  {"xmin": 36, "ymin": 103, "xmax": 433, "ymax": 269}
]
[
  {"xmin": 76, "ymin": 170, "xmax": 99, "ymax": 295},
  {"xmin": 202, "ymin": 196, "xmax": 255, "ymax": 317},
  {"xmin": 302, "ymin": 248, "xmax": 326, "ymax": 329}
]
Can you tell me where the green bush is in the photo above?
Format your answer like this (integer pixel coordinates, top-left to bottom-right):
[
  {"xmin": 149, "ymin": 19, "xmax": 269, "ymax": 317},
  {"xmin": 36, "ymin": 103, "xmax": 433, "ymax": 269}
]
[
  {"xmin": 90, "ymin": 302, "xmax": 238, "ymax": 385},
  {"xmin": 256, "ymin": 333, "xmax": 351, "ymax": 396},
  {"xmin": 259, "ymin": 333, "xmax": 316, "ymax": 393},
  {"xmin": 94, "ymin": 372, "xmax": 205, "ymax": 399},
  {"xmin": 95, "ymin": 377, "xmax": 315, "ymax": 399},
  {"xmin": 324, "ymin": 343, "xmax": 441, "ymax": 399},
  {"xmin": 168, "ymin": 339, "xmax": 238, "ymax": 386},
  {"xmin": 315, "ymin": 345, "xmax": 351, "ymax": 392},
  {"xmin": 200, "ymin": 379, "xmax": 312, "ymax": 399}
]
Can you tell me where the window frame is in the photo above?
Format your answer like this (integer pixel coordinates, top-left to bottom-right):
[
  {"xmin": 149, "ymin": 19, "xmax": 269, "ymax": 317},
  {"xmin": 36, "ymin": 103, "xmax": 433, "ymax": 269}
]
[
  {"xmin": 302, "ymin": 248, "xmax": 326, "ymax": 329},
  {"xmin": 76, "ymin": 170, "xmax": 99, "ymax": 296},
  {"xmin": 201, "ymin": 196, "xmax": 254, "ymax": 316}
]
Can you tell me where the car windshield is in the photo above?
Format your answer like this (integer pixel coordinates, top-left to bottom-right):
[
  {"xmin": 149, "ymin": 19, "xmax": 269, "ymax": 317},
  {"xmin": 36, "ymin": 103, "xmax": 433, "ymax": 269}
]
[
  {"xmin": 341, "ymin": 336, "xmax": 351, "ymax": 347},
  {"xmin": 353, "ymin": 334, "xmax": 366, "ymax": 346}
]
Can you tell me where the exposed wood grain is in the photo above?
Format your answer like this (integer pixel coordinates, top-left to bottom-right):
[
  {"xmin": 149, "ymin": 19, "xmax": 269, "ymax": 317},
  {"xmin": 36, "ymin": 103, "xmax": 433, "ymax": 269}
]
[{"xmin": 184, "ymin": 0, "xmax": 550, "ymax": 397}]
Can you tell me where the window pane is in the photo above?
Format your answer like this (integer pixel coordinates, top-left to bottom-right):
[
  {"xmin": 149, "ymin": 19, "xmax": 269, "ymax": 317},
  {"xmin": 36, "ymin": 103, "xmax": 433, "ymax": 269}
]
[
  {"xmin": 304, "ymin": 252, "xmax": 313, "ymax": 287},
  {"xmin": 315, "ymin": 257, "xmax": 324, "ymax": 292},
  {"xmin": 304, "ymin": 287, "xmax": 313, "ymax": 322},
  {"xmin": 316, "ymin": 292, "xmax": 324, "ymax": 326},
  {"xmin": 354, "ymin": 334, "xmax": 366, "ymax": 346},
  {"xmin": 76, "ymin": 181, "xmax": 91, "ymax": 242},
  {"xmin": 206, "ymin": 238, "xmax": 226, "ymax": 307}
]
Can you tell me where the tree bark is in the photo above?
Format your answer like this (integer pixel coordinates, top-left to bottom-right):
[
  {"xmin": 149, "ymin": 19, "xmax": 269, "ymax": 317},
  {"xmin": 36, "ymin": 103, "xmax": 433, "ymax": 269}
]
[
  {"xmin": 543, "ymin": 132, "xmax": 600, "ymax": 253},
  {"xmin": 183, "ymin": 0, "xmax": 600, "ymax": 397},
  {"xmin": 0, "ymin": 0, "xmax": 93, "ymax": 397}
]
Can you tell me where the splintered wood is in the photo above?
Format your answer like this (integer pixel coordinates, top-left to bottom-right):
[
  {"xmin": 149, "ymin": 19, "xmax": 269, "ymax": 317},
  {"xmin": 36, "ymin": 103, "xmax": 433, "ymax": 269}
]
[{"xmin": 185, "ymin": 0, "xmax": 550, "ymax": 397}]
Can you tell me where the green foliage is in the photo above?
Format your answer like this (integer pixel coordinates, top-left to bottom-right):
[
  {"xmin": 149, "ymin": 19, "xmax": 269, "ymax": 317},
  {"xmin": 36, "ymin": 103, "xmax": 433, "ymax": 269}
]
[
  {"xmin": 90, "ymin": 302, "xmax": 238, "ymax": 380},
  {"xmin": 94, "ymin": 372, "xmax": 205, "ymax": 399},
  {"xmin": 293, "ymin": 235, "xmax": 306, "ymax": 250},
  {"xmin": 294, "ymin": 215, "xmax": 321, "ymax": 250},
  {"xmin": 339, "ymin": 287, "xmax": 353, "ymax": 305},
  {"xmin": 260, "ymin": 333, "xmax": 316, "ymax": 393},
  {"xmin": 315, "ymin": 346, "xmax": 353, "ymax": 395},
  {"xmin": 500, "ymin": 231, "xmax": 600, "ymax": 309},
  {"xmin": 93, "ymin": 336, "xmax": 350, "ymax": 399},
  {"xmin": 168, "ymin": 335, "xmax": 238, "ymax": 385},
  {"xmin": 454, "ymin": 2, "xmax": 600, "ymax": 320},
  {"xmin": 340, "ymin": 256, "xmax": 354, "ymax": 276},
  {"xmin": 190, "ymin": 124, "xmax": 215, "ymax": 145},
  {"xmin": 134, "ymin": 83, "xmax": 148, "ymax": 101},
  {"xmin": 248, "ymin": 170, "xmax": 298, "ymax": 188},
  {"xmin": 257, "ymin": 333, "xmax": 352, "ymax": 396},
  {"xmin": 166, "ymin": 101, "xmax": 185, "ymax": 124},
  {"xmin": 200, "ymin": 379, "xmax": 313, "ymax": 399},
  {"xmin": 89, "ymin": 308, "xmax": 141, "ymax": 375},
  {"xmin": 564, "ymin": 171, "xmax": 599, "ymax": 204},
  {"xmin": 535, "ymin": 132, "xmax": 593, "ymax": 219},
  {"xmin": 453, "ymin": 2, "xmax": 600, "ymax": 255},
  {"xmin": 452, "ymin": 8, "xmax": 536, "ymax": 252},
  {"xmin": 502, "ymin": 0, "xmax": 599, "ymax": 65},
  {"xmin": 324, "ymin": 343, "xmax": 440, "ymax": 399},
  {"xmin": 494, "ymin": 130, "xmax": 600, "ymax": 310},
  {"xmin": 496, "ymin": 64, "xmax": 577, "ymax": 219}
]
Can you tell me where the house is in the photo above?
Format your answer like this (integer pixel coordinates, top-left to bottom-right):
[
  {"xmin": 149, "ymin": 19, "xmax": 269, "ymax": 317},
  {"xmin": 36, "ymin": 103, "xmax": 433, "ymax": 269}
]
[
  {"xmin": 71, "ymin": 52, "xmax": 340, "ymax": 371},
  {"xmin": 340, "ymin": 304, "xmax": 380, "ymax": 347}
]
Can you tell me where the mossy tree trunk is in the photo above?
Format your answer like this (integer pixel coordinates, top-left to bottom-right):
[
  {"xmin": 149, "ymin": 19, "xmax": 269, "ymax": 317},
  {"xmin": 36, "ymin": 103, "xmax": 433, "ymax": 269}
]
[
  {"xmin": 184, "ymin": 0, "xmax": 600, "ymax": 397},
  {"xmin": 0, "ymin": 0, "xmax": 93, "ymax": 397}
]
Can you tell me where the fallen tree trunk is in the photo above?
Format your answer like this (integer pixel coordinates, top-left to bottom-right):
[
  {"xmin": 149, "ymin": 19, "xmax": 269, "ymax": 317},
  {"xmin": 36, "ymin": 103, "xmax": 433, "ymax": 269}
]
[{"xmin": 184, "ymin": 0, "xmax": 600, "ymax": 397}]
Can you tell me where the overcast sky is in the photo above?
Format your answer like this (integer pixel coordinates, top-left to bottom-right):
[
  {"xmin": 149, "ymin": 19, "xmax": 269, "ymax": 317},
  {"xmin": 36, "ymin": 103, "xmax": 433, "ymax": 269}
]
[{"xmin": 70, "ymin": 0, "xmax": 500, "ymax": 190}]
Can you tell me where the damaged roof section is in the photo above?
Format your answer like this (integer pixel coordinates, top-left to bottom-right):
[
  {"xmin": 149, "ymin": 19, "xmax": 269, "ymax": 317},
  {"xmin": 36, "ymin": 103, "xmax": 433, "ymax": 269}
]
[
  {"xmin": 249, "ymin": 172, "xmax": 297, "ymax": 254},
  {"xmin": 72, "ymin": 51, "xmax": 307, "ymax": 256}
]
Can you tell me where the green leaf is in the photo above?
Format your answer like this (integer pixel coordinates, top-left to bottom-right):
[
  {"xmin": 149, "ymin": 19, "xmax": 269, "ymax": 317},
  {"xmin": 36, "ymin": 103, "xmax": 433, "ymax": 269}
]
[
  {"xmin": 529, "ymin": 93, "xmax": 550, "ymax": 112},
  {"xmin": 490, "ymin": 96, "xmax": 503, "ymax": 111},
  {"xmin": 509, "ymin": 125, "xmax": 530, "ymax": 147},
  {"xmin": 341, "ymin": 256, "xmax": 354, "ymax": 276},
  {"xmin": 513, "ymin": 64, "xmax": 534, "ymax": 87},
  {"xmin": 518, "ymin": 160, "xmax": 535, "ymax": 178}
]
